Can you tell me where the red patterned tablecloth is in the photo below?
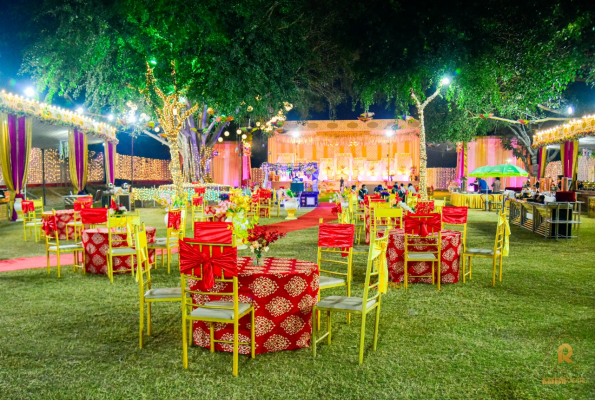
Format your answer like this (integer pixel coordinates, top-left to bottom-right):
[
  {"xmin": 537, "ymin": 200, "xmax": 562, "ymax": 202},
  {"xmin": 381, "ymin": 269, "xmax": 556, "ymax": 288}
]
[
  {"xmin": 81, "ymin": 227, "xmax": 156, "ymax": 274},
  {"xmin": 191, "ymin": 256, "xmax": 319, "ymax": 354},
  {"xmin": 386, "ymin": 229, "xmax": 461, "ymax": 284},
  {"xmin": 204, "ymin": 205, "xmax": 226, "ymax": 222},
  {"xmin": 42, "ymin": 210, "xmax": 75, "ymax": 240}
]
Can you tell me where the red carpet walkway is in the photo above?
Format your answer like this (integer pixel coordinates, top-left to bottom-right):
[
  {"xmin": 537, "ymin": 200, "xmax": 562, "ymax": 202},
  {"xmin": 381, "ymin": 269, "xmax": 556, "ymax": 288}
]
[
  {"xmin": 0, "ymin": 203, "xmax": 336, "ymax": 273},
  {"xmin": 266, "ymin": 202, "xmax": 336, "ymax": 234}
]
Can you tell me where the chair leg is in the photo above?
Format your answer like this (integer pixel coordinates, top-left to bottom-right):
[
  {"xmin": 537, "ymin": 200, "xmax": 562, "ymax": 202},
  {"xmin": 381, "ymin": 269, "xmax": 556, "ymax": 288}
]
[
  {"xmin": 46, "ymin": 251, "xmax": 50, "ymax": 275},
  {"xmin": 437, "ymin": 260, "xmax": 441, "ymax": 291},
  {"xmin": 250, "ymin": 309, "xmax": 255, "ymax": 359},
  {"xmin": 147, "ymin": 302, "xmax": 152, "ymax": 335},
  {"xmin": 373, "ymin": 306, "xmax": 380, "ymax": 351},
  {"xmin": 499, "ymin": 253, "xmax": 503, "ymax": 282},
  {"xmin": 312, "ymin": 307, "xmax": 317, "ymax": 358},
  {"xmin": 327, "ymin": 311, "xmax": 332, "ymax": 345},
  {"xmin": 210, "ymin": 323, "xmax": 215, "ymax": 353},
  {"xmin": 56, "ymin": 251, "xmax": 61, "ymax": 278},
  {"xmin": 139, "ymin": 299, "xmax": 144, "ymax": 349},
  {"xmin": 233, "ymin": 321, "xmax": 239, "ymax": 376},
  {"xmin": 468, "ymin": 257, "xmax": 472, "ymax": 280},
  {"xmin": 359, "ymin": 312, "xmax": 367, "ymax": 365},
  {"xmin": 167, "ymin": 249, "xmax": 171, "ymax": 274},
  {"xmin": 182, "ymin": 315, "xmax": 188, "ymax": 369},
  {"xmin": 404, "ymin": 261, "xmax": 408, "ymax": 290},
  {"xmin": 492, "ymin": 256, "xmax": 497, "ymax": 287}
]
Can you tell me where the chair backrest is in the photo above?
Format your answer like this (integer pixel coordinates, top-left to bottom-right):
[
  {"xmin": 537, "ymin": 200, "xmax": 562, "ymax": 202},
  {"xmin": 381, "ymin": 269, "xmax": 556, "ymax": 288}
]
[
  {"xmin": 494, "ymin": 218, "xmax": 506, "ymax": 253},
  {"xmin": 403, "ymin": 213, "xmax": 442, "ymax": 237},
  {"xmin": 167, "ymin": 208, "xmax": 183, "ymax": 236},
  {"xmin": 373, "ymin": 208, "xmax": 403, "ymax": 230},
  {"xmin": 416, "ymin": 200, "xmax": 435, "ymax": 214},
  {"xmin": 179, "ymin": 238, "xmax": 239, "ymax": 315},
  {"xmin": 318, "ymin": 222, "xmax": 355, "ymax": 249},
  {"xmin": 361, "ymin": 231, "xmax": 389, "ymax": 311},
  {"xmin": 81, "ymin": 208, "xmax": 108, "ymax": 225},
  {"xmin": 433, "ymin": 199, "xmax": 445, "ymax": 212},
  {"xmin": 442, "ymin": 207, "xmax": 468, "ymax": 225},
  {"xmin": 43, "ymin": 211, "xmax": 60, "ymax": 245},
  {"xmin": 135, "ymin": 223, "xmax": 151, "ymax": 293},
  {"xmin": 193, "ymin": 221, "xmax": 235, "ymax": 245}
]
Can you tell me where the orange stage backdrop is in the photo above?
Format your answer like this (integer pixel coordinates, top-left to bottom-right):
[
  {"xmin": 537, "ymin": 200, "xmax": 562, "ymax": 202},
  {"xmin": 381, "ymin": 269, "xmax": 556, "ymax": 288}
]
[{"xmin": 213, "ymin": 143, "xmax": 241, "ymax": 187}]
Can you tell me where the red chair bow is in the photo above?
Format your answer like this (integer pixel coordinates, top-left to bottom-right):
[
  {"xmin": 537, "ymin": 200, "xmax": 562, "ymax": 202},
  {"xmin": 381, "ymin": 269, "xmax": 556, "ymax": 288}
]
[
  {"xmin": 331, "ymin": 203, "xmax": 342, "ymax": 215},
  {"xmin": 21, "ymin": 200, "xmax": 35, "ymax": 214},
  {"xmin": 192, "ymin": 196, "xmax": 204, "ymax": 206},
  {"xmin": 319, "ymin": 223, "xmax": 354, "ymax": 257},
  {"xmin": 442, "ymin": 207, "xmax": 468, "ymax": 224},
  {"xmin": 403, "ymin": 213, "xmax": 442, "ymax": 237},
  {"xmin": 74, "ymin": 200, "xmax": 92, "ymax": 212},
  {"xmin": 42, "ymin": 215, "xmax": 57, "ymax": 235},
  {"xmin": 110, "ymin": 199, "xmax": 118, "ymax": 211},
  {"xmin": 168, "ymin": 210, "xmax": 182, "ymax": 230},
  {"xmin": 179, "ymin": 240, "xmax": 238, "ymax": 290},
  {"xmin": 194, "ymin": 187, "xmax": 206, "ymax": 195},
  {"xmin": 416, "ymin": 201, "xmax": 435, "ymax": 214},
  {"xmin": 81, "ymin": 208, "xmax": 108, "ymax": 224},
  {"xmin": 258, "ymin": 189, "xmax": 272, "ymax": 199}
]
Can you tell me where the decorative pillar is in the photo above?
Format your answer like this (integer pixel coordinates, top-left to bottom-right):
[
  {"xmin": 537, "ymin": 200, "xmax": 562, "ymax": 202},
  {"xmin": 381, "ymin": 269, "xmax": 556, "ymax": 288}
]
[
  {"xmin": 68, "ymin": 129, "xmax": 88, "ymax": 194},
  {"xmin": 104, "ymin": 141, "xmax": 116, "ymax": 185},
  {"xmin": 0, "ymin": 114, "xmax": 33, "ymax": 220}
]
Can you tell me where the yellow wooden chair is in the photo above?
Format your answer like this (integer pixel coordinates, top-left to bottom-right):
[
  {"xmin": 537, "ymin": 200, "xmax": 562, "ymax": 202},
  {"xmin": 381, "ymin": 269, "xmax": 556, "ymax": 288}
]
[
  {"xmin": 135, "ymin": 223, "xmax": 184, "ymax": 348},
  {"xmin": 257, "ymin": 190, "xmax": 272, "ymax": 218},
  {"xmin": 312, "ymin": 230, "xmax": 388, "ymax": 364},
  {"xmin": 404, "ymin": 214, "xmax": 442, "ymax": 291},
  {"xmin": 148, "ymin": 209, "xmax": 182, "ymax": 274},
  {"xmin": 181, "ymin": 238, "xmax": 256, "ymax": 376},
  {"xmin": 192, "ymin": 195, "xmax": 213, "ymax": 222},
  {"xmin": 350, "ymin": 194, "xmax": 365, "ymax": 244},
  {"xmin": 461, "ymin": 213, "xmax": 506, "ymax": 286},
  {"xmin": 371, "ymin": 208, "xmax": 403, "ymax": 240},
  {"xmin": 66, "ymin": 211, "xmax": 84, "ymax": 242},
  {"xmin": 23, "ymin": 200, "xmax": 43, "ymax": 242},
  {"xmin": 434, "ymin": 199, "xmax": 446, "ymax": 213},
  {"xmin": 44, "ymin": 211, "xmax": 85, "ymax": 277},
  {"xmin": 106, "ymin": 216, "xmax": 137, "ymax": 283},
  {"xmin": 441, "ymin": 207, "xmax": 468, "ymax": 253}
]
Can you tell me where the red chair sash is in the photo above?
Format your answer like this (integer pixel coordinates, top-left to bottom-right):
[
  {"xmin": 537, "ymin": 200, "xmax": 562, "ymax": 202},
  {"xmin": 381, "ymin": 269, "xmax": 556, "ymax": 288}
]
[
  {"xmin": 42, "ymin": 215, "xmax": 57, "ymax": 235},
  {"xmin": 403, "ymin": 213, "xmax": 442, "ymax": 237},
  {"xmin": 364, "ymin": 194, "xmax": 381, "ymax": 205},
  {"xmin": 194, "ymin": 187, "xmax": 206, "ymax": 195},
  {"xmin": 21, "ymin": 200, "xmax": 35, "ymax": 214},
  {"xmin": 74, "ymin": 200, "xmax": 92, "ymax": 212},
  {"xmin": 110, "ymin": 199, "xmax": 118, "ymax": 210},
  {"xmin": 168, "ymin": 210, "xmax": 182, "ymax": 230},
  {"xmin": 192, "ymin": 222, "xmax": 234, "ymax": 244},
  {"xmin": 192, "ymin": 196, "xmax": 204, "ymax": 206},
  {"xmin": 318, "ymin": 223, "xmax": 354, "ymax": 248},
  {"xmin": 258, "ymin": 189, "xmax": 272, "ymax": 199},
  {"xmin": 442, "ymin": 207, "xmax": 468, "ymax": 224},
  {"xmin": 331, "ymin": 203, "xmax": 342, "ymax": 215},
  {"xmin": 81, "ymin": 208, "xmax": 108, "ymax": 224},
  {"xmin": 179, "ymin": 240, "xmax": 238, "ymax": 290}
]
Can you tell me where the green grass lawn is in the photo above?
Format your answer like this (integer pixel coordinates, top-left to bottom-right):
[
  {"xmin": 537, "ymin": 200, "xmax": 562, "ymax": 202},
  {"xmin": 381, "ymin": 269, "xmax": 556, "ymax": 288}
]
[{"xmin": 0, "ymin": 205, "xmax": 593, "ymax": 399}]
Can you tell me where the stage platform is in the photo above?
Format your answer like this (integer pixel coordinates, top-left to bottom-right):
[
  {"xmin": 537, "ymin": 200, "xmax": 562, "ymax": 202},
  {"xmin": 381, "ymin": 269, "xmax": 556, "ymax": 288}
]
[{"xmin": 270, "ymin": 180, "xmax": 416, "ymax": 191}]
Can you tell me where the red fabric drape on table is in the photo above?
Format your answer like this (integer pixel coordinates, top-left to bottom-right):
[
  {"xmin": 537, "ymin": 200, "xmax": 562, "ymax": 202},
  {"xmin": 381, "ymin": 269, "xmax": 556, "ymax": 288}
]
[
  {"xmin": 318, "ymin": 223, "xmax": 354, "ymax": 248},
  {"xmin": 80, "ymin": 208, "xmax": 108, "ymax": 224},
  {"xmin": 192, "ymin": 222, "xmax": 234, "ymax": 244},
  {"xmin": 21, "ymin": 200, "xmax": 35, "ymax": 214},
  {"xmin": 168, "ymin": 210, "xmax": 182, "ymax": 230},
  {"xmin": 192, "ymin": 197, "xmax": 204, "ymax": 206},
  {"xmin": 194, "ymin": 187, "xmax": 206, "ymax": 195},
  {"xmin": 74, "ymin": 199, "xmax": 92, "ymax": 212},
  {"xmin": 403, "ymin": 213, "xmax": 442, "ymax": 237},
  {"xmin": 42, "ymin": 215, "xmax": 57, "ymax": 235},
  {"xmin": 441, "ymin": 207, "xmax": 468, "ymax": 224},
  {"xmin": 179, "ymin": 240, "xmax": 238, "ymax": 290}
]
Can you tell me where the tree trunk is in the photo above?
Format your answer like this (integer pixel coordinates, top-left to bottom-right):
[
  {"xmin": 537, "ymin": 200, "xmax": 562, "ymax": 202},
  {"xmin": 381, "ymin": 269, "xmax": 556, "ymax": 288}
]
[
  {"xmin": 168, "ymin": 143, "xmax": 185, "ymax": 197},
  {"xmin": 418, "ymin": 109, "xmax": 428, "ymax": 200},
  {"xmin": 529, "ymin": 149, "xmax": 538, "ymax": 177}
]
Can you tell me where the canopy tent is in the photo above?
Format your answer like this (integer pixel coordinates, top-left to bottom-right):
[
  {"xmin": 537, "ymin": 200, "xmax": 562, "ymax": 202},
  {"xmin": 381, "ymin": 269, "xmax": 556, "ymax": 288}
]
[
  {"xmin": 0, "ymin": 90, "xmax": 118, "ymax": 220},
  {"xmin": 534, "ymin": 115, "xmax": 595, "ymax": 190},
  {"xmin": 469, "ymin": 164, "xmax": 529, "ymax": 178}
]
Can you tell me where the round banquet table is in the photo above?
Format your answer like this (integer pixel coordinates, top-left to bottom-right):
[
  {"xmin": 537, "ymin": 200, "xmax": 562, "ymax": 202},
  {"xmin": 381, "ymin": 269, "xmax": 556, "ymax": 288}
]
[
  {"xmin": 450, "ymin": 193, "xmax": 503, "ymax": 209},
  {"xmin": 42, "ymin": 210, "xmax": 75, "ymax": 240},
  {"xmin": 191, "ymin": 257, "xmax": 319, "ymax": 355},
  {"xmin": 81, "ymin": 227, "xmax": 156, "ymax": 275},
  {"xmin": 386, "ymin": 228, "xmax": 462, "ymax": 284}
]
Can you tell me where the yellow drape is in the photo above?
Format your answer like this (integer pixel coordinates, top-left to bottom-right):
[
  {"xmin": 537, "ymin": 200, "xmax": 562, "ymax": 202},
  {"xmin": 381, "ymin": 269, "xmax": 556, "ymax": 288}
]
[
  {"xmin": 539, "ymin": 147, "xmax": 547, "ymax": 178},
  {"xmin": 498, "ymin": 213, "xmax": 511, "ymax": 257},
  {"xmin": 372, "ymin": 240, "xmax": 389, "ymax": 293}
]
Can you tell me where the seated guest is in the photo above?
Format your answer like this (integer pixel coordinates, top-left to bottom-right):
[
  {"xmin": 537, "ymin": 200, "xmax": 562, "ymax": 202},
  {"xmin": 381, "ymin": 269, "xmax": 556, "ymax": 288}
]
[
  {"xmin": 407, "ymin": 183, "xmax": 416, "ymax": 194},
  {"xmin": 478, "ymin": 178, "xmax": 491, "ymax": 194},
  {"xmin": 391, "ymin": 184, "xmax": 399, "ymax": 194},
  {"xmin": 358, "ymin": 185, "xmax": 368, "ymax": 202},
  {"xmin": 492, "ymin": 177, "xmax": 502, "ymax": 193},
  {"xmin": 351, "ymin": 185, "xmax": 357, "ymax": 193}
]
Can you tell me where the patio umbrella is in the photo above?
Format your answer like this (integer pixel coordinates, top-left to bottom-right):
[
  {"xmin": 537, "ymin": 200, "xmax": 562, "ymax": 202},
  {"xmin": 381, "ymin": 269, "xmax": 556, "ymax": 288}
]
[
  {"xmin": 484, "ymin": 163, "xmax": 529, "ymax": 177},
  {"xmin": 468, "ymin": 165, "xmax": 495, "ymax": 177}
]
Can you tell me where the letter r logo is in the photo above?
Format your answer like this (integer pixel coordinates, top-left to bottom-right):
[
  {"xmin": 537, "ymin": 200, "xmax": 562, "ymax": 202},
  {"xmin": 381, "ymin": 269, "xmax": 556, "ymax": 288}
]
[{"xmin": 558, "ymin": 344, "xmax": 573, "ymax": 363}]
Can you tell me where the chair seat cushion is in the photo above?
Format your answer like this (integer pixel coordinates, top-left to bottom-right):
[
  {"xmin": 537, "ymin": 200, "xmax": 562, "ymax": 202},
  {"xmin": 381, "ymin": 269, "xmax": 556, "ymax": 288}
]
[
  {"xmin": 148, "ymin": 240, "xmax": 178, "ymax": 249},
  {"xmin": 108, "ymin": 247, "xmax": 136, "ymax": 255},
  {"xmin": 316, "ymin": 295, "xmax": 377, "ymax": 312},
  {"xmin": 465, "ymin": 248, "xmax": 494, "ymax": 256},
  {"xmin": 25, "ymin": 221, "xmax": 42, "ymax": 227},
  {"xmin": 66, "ymin": 221, "xmax": 84, "ymax": 226},
  {"xmin": 145, "ymin": 287, "xmax": 183, "ymax": 300},
  {"xmin": 190, "ymin": 301, "xmax": 251, "ymax": 320},
  {"xmin": 49, "ymin": 244, "xmax": 83, "ymax": 251},
  {"xmin": 406, "ymin": 252, "xmax": 437, "ymax": 260},
  {"xmin": 319, "ymin": 275, "xmax": 345, "ymax": 288}
]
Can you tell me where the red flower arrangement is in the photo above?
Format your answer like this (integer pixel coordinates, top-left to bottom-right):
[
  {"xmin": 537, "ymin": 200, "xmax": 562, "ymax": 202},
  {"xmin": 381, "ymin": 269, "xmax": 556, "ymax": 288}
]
[{"xmin": 247, "ymin": 226, "xmax": 286, "ymax": 264}]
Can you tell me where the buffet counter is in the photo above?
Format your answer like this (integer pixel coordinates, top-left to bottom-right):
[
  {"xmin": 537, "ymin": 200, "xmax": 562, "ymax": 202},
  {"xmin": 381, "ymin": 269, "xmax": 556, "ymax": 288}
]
[{"xmin": 509, "ymin": 199, "xmax": 582, "ymax": 239}]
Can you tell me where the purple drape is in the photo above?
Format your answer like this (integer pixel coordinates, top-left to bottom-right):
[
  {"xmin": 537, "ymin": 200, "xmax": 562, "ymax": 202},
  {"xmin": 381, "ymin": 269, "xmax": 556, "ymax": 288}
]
[
  {"xmin": 107, "ymin": 142, "xmax": 115, "ymax": 185},
  {"xmin": 8, "ymin": 115, "xmax": 28, "ymax": 220},
  {"xmin": 537, "ymin": 147, "xmax": 543, "ymax": 180},
  {"xmin": 457, "ymin": 149, "xmax": 465, "ymax": 181},
  {"xmin": 74, "ymin": 129, "xmax": 85, "ymax": 194},
  {"xmin": 563, "ymin": 141, "xmax": 574, "ymax": 178}
]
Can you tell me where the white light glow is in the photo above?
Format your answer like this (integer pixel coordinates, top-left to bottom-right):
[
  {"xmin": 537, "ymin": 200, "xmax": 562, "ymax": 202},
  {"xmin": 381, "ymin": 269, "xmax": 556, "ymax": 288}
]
[
  {"xmin": 76, "ymin": 107, "xmax": 84, "ymax": 114},
  {"xmin": 24, "ymin": 87, "xmax": 35, "ymax": 97},
  {"xmin": 441, "ymin": 77, "xmax": 450, "ymax": 85},
  {"xmin": 241, "ymin": 133, "xmax": 247, "ymax": 140},
  {"xmin": 384, "ymin": 130, "xmax": 394, "ymax": 137},
  {"xmin": 217, "ymin": 137, "xmax": 223, "ymax": 142},
  {"xmin": 291, "ymin": 131, "xmax": 300, "ymax": 138},
  {"xmin": 127, "ymin": 115, "xmax": 137, "ymax": 123},
  {"xmin": 224, "ymin": 131, "xmax": 230, "ymax": 136},
  {"xmin": 107, "ymin": 114, "xmax": 114, "ymax": 121},
  {"xmin": 567, "ymin": 106, "xmax": 574, "ymax": 115}
]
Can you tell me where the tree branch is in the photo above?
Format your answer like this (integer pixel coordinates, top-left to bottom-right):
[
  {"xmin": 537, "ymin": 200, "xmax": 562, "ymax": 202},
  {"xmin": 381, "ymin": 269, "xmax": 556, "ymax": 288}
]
[{"xmin": 142, "ymin": 129, "xmax": 168, "ymax": 146}]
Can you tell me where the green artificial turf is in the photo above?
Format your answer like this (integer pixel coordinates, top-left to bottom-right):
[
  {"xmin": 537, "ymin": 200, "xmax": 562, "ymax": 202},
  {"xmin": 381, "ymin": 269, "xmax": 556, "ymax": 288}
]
[{"xmin": 0, "ymin": 206, "xmax": 593, "ymax": 399}]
